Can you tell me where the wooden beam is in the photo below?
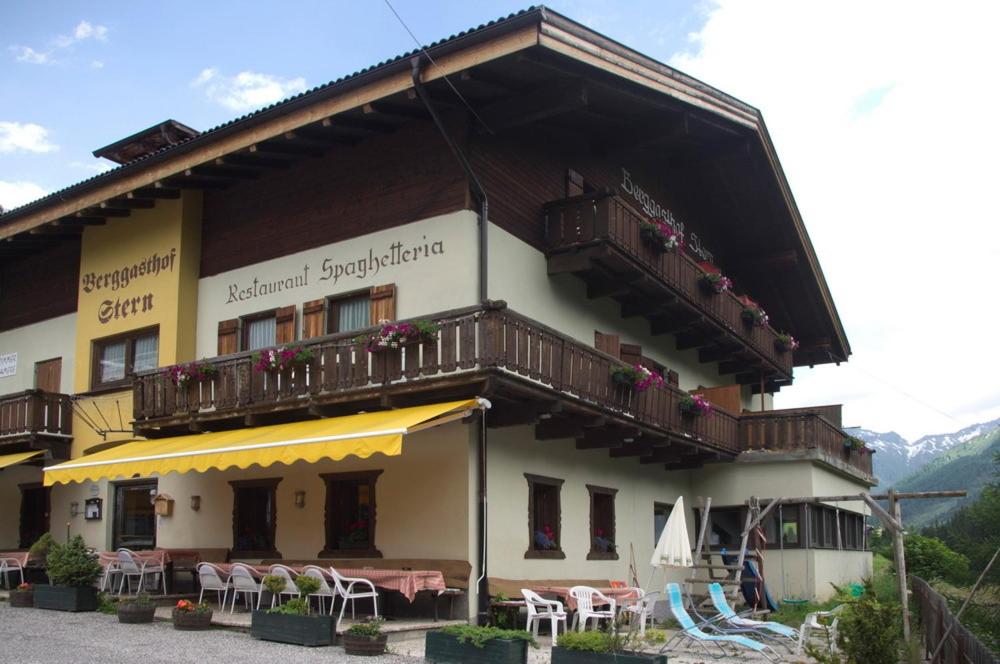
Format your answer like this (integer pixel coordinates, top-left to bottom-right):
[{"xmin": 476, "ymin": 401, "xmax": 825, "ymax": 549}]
[
  {"xmin": 162, "ymin": 176, "xmax": 229, "ymax": 190},
  {"xmin": 534, "ymin": 417, "xmax": 582, "ymax": 441},
  {"xmin": 283, "ymin": 129, "xmax": 354, "ymax": 147},
  {"xmin": 249, "ymin": 141, "xmax": 323, "ymax": 158},
  {"xmin": 57, "ymin": 216, "xmax": 106, "ymax": 226},
  {"xmin": 362, "ymin": 101, "xmax": 428, "ymax": 120},
  {"xmin": 322, "ymin": 115, "xmax": 395, "ymax": 134},
  {"xmin": 80, "ymin": 207, "xmax": 130, "ymax": 218},
  {"xmin": 477, "ymin": 81, "xmax": 589, "ymax": 132},
  {"xmin": 216, "ymin": 154, "xmax": 290, "ymax": 170},
  {"xmin": 103, "ymin": 198, "xmax": 155, "ymax": 209},
  {"xmin": 129, "ymin": 186, "xmax": 180, "ymax": 200},
  {"xmin": 29, "ymin": 224, "xmax": 82, "ymax": 236},
  {"xmin": 860, "ymin": 493, "xmax": 905, "ymax": 534},
  {"xmin": 186, "ymin": 166, "xmax": 259, "ymax": 180}
]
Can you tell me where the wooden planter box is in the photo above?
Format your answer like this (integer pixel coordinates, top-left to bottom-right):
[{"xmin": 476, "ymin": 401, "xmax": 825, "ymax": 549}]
[
  {"xmin": 250, "ymin": 611, "xmax": 335, "ymax": 647},
  {"xmin": 33, "ymin": 585, "xmax": 98, "ymax": 612},
  {"xmin": 118, "ymin": 602, "xmax": 156, "ymax": 623},
  {"xmin": 343, "ymin": 633, "xmax": 388, "ymax": 656},
  {"xmin": 172, "ymin": 608, "xmax": 213, "ymax": 630},
  {"xmin": 9, "ymin": 590, "xmax": 34, "ymax": 608},
  {"xmin": 551, "ymin": 647, "xmax": 668, "ymax": 664},
  {"xmin": 425, "ymin": 631, "xmax": 528, "ymax": 664}
]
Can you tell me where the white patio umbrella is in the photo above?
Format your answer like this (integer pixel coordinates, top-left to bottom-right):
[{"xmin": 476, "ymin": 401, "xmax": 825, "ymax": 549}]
[{"xmin": 650, "ymin": 496, "xmax": 693, "ymax": 569}]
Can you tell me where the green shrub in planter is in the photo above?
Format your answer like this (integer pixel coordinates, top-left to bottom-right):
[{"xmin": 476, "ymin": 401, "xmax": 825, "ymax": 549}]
[
  {"xmin": 343, "ymin": 618, "xmax": 388, "ymax": 656},
  {"xmin": 35, "ymin": 536, "xmax": 102, "ymax": 612},
  {"xmin": 552, "ymin": 630, "xmax": 668, "ymax": 664},
  {"xmin": 118, "ymin": 593, "xmax": 157, "ymax": 624},
  {"xmin": 426, "ymin": 626, "xmax": 536, "ymax": 664},
  {"xmin": 29, "ymin": 533, "xmax": 55, "ymax": 560},
  {"xmin": 251, "ymin": 575, "xmax": 336, "ymax": 647}
]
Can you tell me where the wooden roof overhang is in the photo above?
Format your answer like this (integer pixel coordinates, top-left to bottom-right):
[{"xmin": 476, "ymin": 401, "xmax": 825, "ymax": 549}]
[{"xmin": 0, "ymin": 6, "xmax": 847, "ymax": 367}]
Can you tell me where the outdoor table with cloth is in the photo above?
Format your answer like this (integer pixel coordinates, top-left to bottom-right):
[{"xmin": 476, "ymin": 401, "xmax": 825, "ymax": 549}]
[
  {"xmin": 98, "ymin": 550, "xmax": 197, "ymax": 594},
  {"xmin": 529, "ymin": 585, "xmax": 640, "ymax": 611},
  {"xmin": 215, "ymin": 563, "xmax": 446, "ymax": 603}
]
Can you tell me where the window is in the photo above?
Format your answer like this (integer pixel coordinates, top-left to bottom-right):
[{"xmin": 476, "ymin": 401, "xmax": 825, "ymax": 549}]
[
  {"xmin": 525, "ymin": 474, "xmax": 564, "ymax": 559},
  {"xmin": 321, "ymin": 470, "xmax": 382, "ymax": 558},
  {"xmin": 587, "ymin": 485, "xmax": 618, "ymax": 560},
  {"xmin": 230, "ymin": 478, "xmax": 281, "ymax": 557},
  {"xmin": 92, "ymin": 327, "xmax": 159, "ymax": 389},
  {"xmin": 807, "ymin": 505, "xmax": 866, "ymax": 550},
  {"xmin": 243, "ymin": 312, "xmax": 277, "ymax": 351},
  {"xmin": 654, "ymin": 502, "xmax": 672, "ymax": 546},
  {"xmin": 327, "ymin": 292, "xmax": 371, "ymax": 334},
  {"xmin": 113, "ymin": 481, "xmax": 157, "ymax": 550}
]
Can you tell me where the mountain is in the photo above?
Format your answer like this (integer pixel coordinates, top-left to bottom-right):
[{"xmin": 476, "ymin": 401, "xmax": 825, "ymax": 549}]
[{"xmin": 893, "ymin": 427, "xmax": 1000, "ymax": 529}]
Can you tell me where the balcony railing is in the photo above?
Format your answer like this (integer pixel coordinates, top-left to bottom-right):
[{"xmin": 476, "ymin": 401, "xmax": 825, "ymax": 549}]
[
  {"xmin": 0, "ymin": 389, "xmax": 73, "ymax": 439},
  {"xmin": 544, "ymin": 192, "xmax": 793, "ymax": 381},
  {"xmin": 740, "ymin": 407, "xmax": 874, "ymax": 479},
  {"xmin": 134, "ymin": 304, "xmax": 741, "ymax": 455}
]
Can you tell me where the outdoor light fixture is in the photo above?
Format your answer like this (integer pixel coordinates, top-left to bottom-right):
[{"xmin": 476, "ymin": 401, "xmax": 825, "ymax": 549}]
[
  {"xmin": 190, "ymin": 495, "xmax": 201, "ymax": 511},
  {"xmin": 294, "ymin": 490, "xmax": 306, "ymax": 508},
  {"xmin": 69, "ymin": 502, "xmax": 80, "ymax": 517}
]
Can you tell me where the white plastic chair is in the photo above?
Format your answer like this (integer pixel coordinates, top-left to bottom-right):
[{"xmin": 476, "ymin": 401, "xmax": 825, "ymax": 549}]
[
  {"xmin": 796, "ymin": 605, "xmax": 844, "ymax": 655},
  {"xmin": 0, "ymin": 557, "xmax": 25, "ymax": 588},
  {"xmin": 621, "ymin": 589, "xmax": 659, "ymax": 637},
  {"xmin": 522, "ymin": 589, "xmax": 567, "ymax": 645},
  {"xmin": 329, "ymin": 567, "xmax": 379, "ymax": 631},
  {"xmin": 141, "ymin": 551, "xmax": 168, "ymax": 594},
  {"xmin": 569, "ymin": 585, "xmax": 616, "ymax": 632},
  {"xmin": 302, "ymin": 565, "xmax": 337, "ymax": 615},
  {"xmin": 99, "ymin": 559, "xmax": 121, "ymax": 592},
  {"xmin": 115, "ymin": 549, "xmax": 167, "ymax": 595},
  {"xmin": 197, "ymin": 563, "xmax": 231, "ymax": 609},
  {"xmin": 229, "ymin": 563, "xmax": 263, "ymax": 613},
  {"xmin": 265, "ymin": 564, "xmax": 300, "ymax": 608}
]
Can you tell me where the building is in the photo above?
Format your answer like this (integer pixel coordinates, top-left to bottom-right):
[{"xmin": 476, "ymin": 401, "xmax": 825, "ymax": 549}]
[{"xmin": 0, "ymin": 7, "xmax": 872, "ymax": 618}]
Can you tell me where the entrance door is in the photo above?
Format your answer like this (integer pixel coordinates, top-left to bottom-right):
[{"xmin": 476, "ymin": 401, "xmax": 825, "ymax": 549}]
[
  {"xmin": 19, "ymin": 484, "xmax": 50, "ymax": 549},
  {"xmin": 34, "ymin": 358, "xmax": 62, "ymax": 393},
  {"xmin": 113, "ymin": 482, "xmax": 157, "ymax": 550}
]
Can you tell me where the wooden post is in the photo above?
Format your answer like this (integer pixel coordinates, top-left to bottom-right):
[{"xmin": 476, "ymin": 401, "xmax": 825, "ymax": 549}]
[
  {"xmin": 889, "ymin": 489, "xmax": 911, "ymax": 642},
  {"xmin": 929, "ymin": 546, "xmax": 1000, "ymax": 663}
]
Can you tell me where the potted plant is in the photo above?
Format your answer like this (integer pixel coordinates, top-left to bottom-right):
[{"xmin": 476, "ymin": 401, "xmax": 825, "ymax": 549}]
[
  {"xmin": 9, "ymin": 582, "xmax": 34, "ymax": 608},
  {"xmin": 741, "ymin": 306, "xmax": 769, "ymax": 328},
  {"xmin": 774, "ymin": 333, "xmax": 800, "ymax": 353},
  {"xmin": 34, "ymin": 535, "xmax": 102, "ymax": 612},
  {"xmin": 165, "ymin": 361, "xmax": 218, "ymax": 386},
  {"xmin": 361, "ymin": 319, "xmax": 440, "ymax": 352},
  {"xmin": 678, "ymin": 393, "xmax": 713, "ymax": 418},
  {"xmin": 843, "ymin": 436, "xmax": 867, "ymax": 453},
  {"xmin": 343, "ymin": 618, "xmax": 388, "ymax": 656},
  {"xmin": 172, "ymin": 599, "xmax": 213, "ymax": 630},
  {"xmin": 118, "ymin": 592, "xmax": 157, "ymax": 624},
  {"xmin": 638, "ymin": 218, "xmax": 685, "ymax": 253},
  {"xmin": 697, "ymin": 272, "xmax": 733, "ymax": 295},
  {"xmin": 252, "ymin": 345, "xmax": 314, "ymax": 372},
  {"xmin": 609, "ymin": 364, "xmax": 665, "ymax": 391},
  {"xmin": 250, "ymin": 575, "xmax": 335, "ymax": 647},
  {"xmin": 426, "ymin": 625, "xmax": 536, "ymax": 663},
  {"xmin": 552, "ymin": 630, "xmax": 667, "ymax": 664}
]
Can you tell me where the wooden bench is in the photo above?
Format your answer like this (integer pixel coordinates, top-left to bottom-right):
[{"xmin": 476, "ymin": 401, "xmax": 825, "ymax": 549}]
[{"xmin": 488, "ymin": 577, "xmax": 614, "ymax": 599}]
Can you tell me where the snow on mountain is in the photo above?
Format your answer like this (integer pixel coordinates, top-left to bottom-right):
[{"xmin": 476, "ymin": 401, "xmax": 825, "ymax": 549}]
[{"xmin": 907, "ymin": 420, "xmax": 1000, "ymax": 461}]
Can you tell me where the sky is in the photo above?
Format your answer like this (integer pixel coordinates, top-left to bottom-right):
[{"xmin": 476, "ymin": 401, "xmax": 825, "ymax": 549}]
[{"xmin": 2, "ymin": 1, "xmax": 999, "ymax": 441}]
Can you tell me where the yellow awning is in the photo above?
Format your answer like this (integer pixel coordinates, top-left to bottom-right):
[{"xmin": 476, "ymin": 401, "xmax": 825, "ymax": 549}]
[
  {"xmin": 44, "ymin": 398, "xmax": 487, "ymax": 486},
  {"xmin": 0, "ymin": 451, "xmax": 43, "ymax": 470}
]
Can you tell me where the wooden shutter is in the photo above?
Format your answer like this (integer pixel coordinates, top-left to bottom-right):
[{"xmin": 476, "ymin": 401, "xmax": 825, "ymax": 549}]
[
  {"xmin": 620, "ymin": 343, "xmax": 642, "ymax": 367},
  {"xmin": 301, "ymin": 299, "xmax": 325, "ymax": 339},
  {"xmin": 594, "ymin": 331, "xmax": 620, "ymax": 359},
  {"xmin": 275, "ymin": 305, "xmax": 297, "ymax": 344},
  {"xmin": 567, "ymin": 169, "xmax": 585, "ymax": 197},
  {"xmin": 369, "ymin": 284, "xmax": 396, "ymax": 323},
  {"xmin": 218, "ymin": 319, "xmax": 239, "ymax": 355},
  {"xmin": 693, "ymin": 385, "xmax": 742, "ymax": 414},
  {"xmin": 34, "ymin": 358, "xmax": 62, "ymax": 393}
]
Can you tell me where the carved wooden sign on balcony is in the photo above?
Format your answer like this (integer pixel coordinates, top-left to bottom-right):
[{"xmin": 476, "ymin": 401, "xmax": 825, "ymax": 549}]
[{"xmin": 619, "ymin": 167, "xmax": 714, "ymax": 263}]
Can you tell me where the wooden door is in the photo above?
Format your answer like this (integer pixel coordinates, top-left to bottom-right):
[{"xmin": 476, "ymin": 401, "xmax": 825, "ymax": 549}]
[
  {"xmin": 34, "ymin": 358, "xmax": 61, "ymax": 393},
  {"xmin": 19, "ymin": 484, "xmax": 50, "ymax": 549}
]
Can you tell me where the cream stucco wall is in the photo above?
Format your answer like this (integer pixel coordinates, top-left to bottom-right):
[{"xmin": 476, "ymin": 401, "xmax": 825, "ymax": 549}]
[
  {"xmin": 0, "ymin": 313, "xmax": 77, "ymax": 394},
  {"xmin": 194, "ymin": 211, "xmax": 478, "ymax": 357},
  {"xmin": 0, "ymin": 464, "xmax": 43, "ymax": 549},
  {"xmin": 487, "ymin": 224, "xmax": 733, "ymax": 395}
]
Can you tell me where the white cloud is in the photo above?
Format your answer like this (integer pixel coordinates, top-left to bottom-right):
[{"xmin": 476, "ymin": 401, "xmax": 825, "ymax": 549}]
[
  {"xmin": 0, "ymin": 181, "xmax": 47, "ymax": 210},
  {"xmin": 74, "ymin": 20, "xmax": 108, "ymax": 42},
  {"xmin": 192, "ymin": 68, "xmax": 307, "ymax": 112},
  {"xmin": 669, "ymin": 0, "xmax": 1000, "ymax": 439},
  {"xmin": 70, "ymin": 160, "xmax": 113, "ymax": 174},
  {"xmin": 0, "ymin": 122, "xmax": 58, "ymax": 154},
  {"xmin": 91, "ymin": 60, "xmax": 105, "ymax": 69},
  {"xmin": 12, "ymin": 19, "xmax": 108, "ymax": 65},
  {"xmin": 11, "ymin": 46, "xmax": 51, "ymax": 65}
]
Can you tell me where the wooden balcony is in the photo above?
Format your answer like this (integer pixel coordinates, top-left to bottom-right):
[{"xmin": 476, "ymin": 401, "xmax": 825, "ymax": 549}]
[
  {"xmin": 544, "ymin": 192, "xmax": 794, "ymax": 390},
  {"xmin": 740, "ymin": 407, "xmax": 874, "ymax": 481},
  {"xmin": 133, "ymin": 303, "xmax": 741, "ymax": 464},
  {"xmin": 0, "ymin": 389, "xmax": 74, "ymax": 459}
]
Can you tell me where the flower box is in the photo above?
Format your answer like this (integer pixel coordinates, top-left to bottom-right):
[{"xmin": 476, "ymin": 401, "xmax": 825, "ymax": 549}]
[
  {"xmin": 741, "ymin": 307, "xmax": 769, "ymax": 328},
  {"xmin": 425, "ymin": 631, "xmax": 528, "ymax": 664},
  {"xmin": 9, "ymin": 589, "xmax": 34, "ymax": 608},
  {"xmin": 118, "ymin": 602, "xmax": 156, "ymax": 624},
  {"xmin": 250, "ymin": 610, "xmax": 336, "ymax": 647},
  {"xmin": 33, "ymin": 584, "xmax": 98, "ymax": 612},
  {"xmin": 774, "ymin": 333, "xmax": 800, "ymax": 353},
  {"xmin": 551, "ymin": 648, "xmax": 668, "ymax": 664},
  {"xmin": 638, "ymin": 218, "xmax": 684, "ymax": 254},
  {"xmin": 698, "ymin": 272, "xmax": 732, "ymax": 295},
  {"xmin": 172, "ymin": 607, "xmax": 213, "ymax": 630},
  {"xmin": 342, "ymin": 632, "xmax": 389, "ymax": 656},
  {"xmin": 679, "ymin": 393, "xmax": 713, "ymax": 418}
]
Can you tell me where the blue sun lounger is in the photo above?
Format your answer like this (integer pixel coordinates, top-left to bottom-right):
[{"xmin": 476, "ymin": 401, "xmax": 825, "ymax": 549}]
[
  {"xmin": 708, "ymin": 582, "xmax": 798, "ymax": 649},
  {"xmin": 662, "ymin": 583, "xmax": 779, "ymax": 661}
]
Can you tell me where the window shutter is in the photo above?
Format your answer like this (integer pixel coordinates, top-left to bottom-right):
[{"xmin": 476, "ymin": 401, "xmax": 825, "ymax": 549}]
[
  {"xmin": 369, "ymin": 284, "xmax": 396, "ymax": 323},
  {"xmin": 594, "ymin": 331, "xmax": 620, "ymax": 359},
  {"xmin": 301, "ymin": 299, "xmax": 325, "ymax": 339},
  {"xmin": 275, "ymin": 305, "xmax": 297, "ymax": 344},
  {"xmin": 620, "ymin": 343, "xmax": 642, "ymax": 366},
  {"xmin": 218, "ymin": 319, "xmax": 239, "ymax": 355}
]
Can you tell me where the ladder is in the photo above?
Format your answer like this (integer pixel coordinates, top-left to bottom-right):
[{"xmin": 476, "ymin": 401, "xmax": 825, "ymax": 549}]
[{"xmin": 686, "ymin": 496, "xmax": 757, "ymax": 606}]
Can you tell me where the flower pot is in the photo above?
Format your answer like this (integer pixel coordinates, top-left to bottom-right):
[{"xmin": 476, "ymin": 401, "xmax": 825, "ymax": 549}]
[
  {"xmin": 551, "ymin": 647, "xmax": 668, "ymax": 664},
  {"xmin": 250, "ymin": 611, "xmax": 336, "ymax": 647},
  {"xmin": 425, "ymin": 631, "xmax": 528, "ymax": 664},
  {"xmin": 698, "ymin": 278, "xmax": 718, "ymax": 295},
  {"xmin": 741, "ymin": 311, "xmax": 756, "ymax": 327},
  {"xmin": 775, "ymin": 340, "xmax": 794, "ymax": 353},
  {"xmin": 118, "ymin": 602, "xmax": 156, "ymax": 624},
  {"xmin": 33, "ymin": 585, "xmax": 98, "ymax": 612},
  {"xmin": 610, "ymin": 371, "xmax": 635, "ymax": 387},
  {"xmin": 172, "ymin": 608, "xmax": 213, "ymax": 630},
  {"xmin": 639, "ymin": 228, "xmax": 669, "ymax": 253},
  {"xmin": 343, "ymin": 632, "xmax": 389, "ymax": 656},
  {"xmin": 9, "ymin": 590, "xmax": 34, "ymax": 608}
]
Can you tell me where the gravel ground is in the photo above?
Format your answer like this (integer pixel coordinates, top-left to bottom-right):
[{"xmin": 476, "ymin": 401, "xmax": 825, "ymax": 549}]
[{"xmin": 0, "ymin": 604, "xmax": 424, "ymax": 664}]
